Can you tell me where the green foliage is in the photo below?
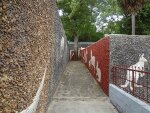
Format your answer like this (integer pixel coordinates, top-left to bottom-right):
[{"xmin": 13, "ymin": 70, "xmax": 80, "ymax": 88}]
[
  {"xmin": 78, "ymin": 25, "xmax": 104, "ymax": 42},
  {"xmin": 117, "ymin": 0, "xmax": 145, "ymax": 14},
  {"xmin": 96, "ymin": 0, "xmax": 124, "ymax": 34},
  {"xmin": 58, "ymin": 0, "xmax": 150, "ymax": 38},
  {"xmin": 97, "ymin": 0, "xmax": 122, "ymax": 18},
  {"xmin": 136, "ymin": 2, "xmax": 150, "ymax": 34},
  {"xmin": 98, "ymin": 0, "xmax": 150, "ymax": 35},
  {"xmin": 57, "ymin": 0, "xmax": 103, "ymax": 42},
  {"xmin": 116, "ymin": 1, "xmax": 150, "ymax": 35}
]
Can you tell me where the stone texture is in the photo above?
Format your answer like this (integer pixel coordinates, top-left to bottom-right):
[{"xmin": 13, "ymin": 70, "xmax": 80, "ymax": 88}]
[
  {"xmin": 47, "ymin": 61, "xmax": 119, "ymax": 113},
  {"xmin": 109, "ymin": 35, "xmax": 150, "ymax": 104},
  {"xmin": 110, "ymin": 35, "xmax": 150, "ymax": 69},
  {"xmin": 0, "ymin": 0, "xmax": 68, "ymax": 113},
  {"xmin": 53, "ymin": 61, "xmax": 105, "ymax": 98}
]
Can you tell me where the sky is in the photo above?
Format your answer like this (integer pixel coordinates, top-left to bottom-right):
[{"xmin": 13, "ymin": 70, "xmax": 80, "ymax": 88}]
[
  {"xmin": 58, "ymin": 10, "xmax": 63, "ymax": 16},
  {"xmin": 58, "ymin": 9, "xmax": 123, "ymax": 32}
]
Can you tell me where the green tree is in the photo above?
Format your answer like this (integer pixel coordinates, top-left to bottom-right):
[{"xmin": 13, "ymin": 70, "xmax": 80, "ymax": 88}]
[
  {"xmin": 113, "ymin": 0, "xmax": 150, "ymax": 35},
  {"xmin": 117, "ymin": 0, "xmax": 145, "ymax": 35},
  {"xmin": 57, "ymin": 0, "xmax": 101, "ymax": 59},
  {"xmin": 95, "ymin": 0, "xmax": 123, "ymax": 34},
  {"xmin": 136, "ymin": 2, "xmax": 150, "ymax": 34}
]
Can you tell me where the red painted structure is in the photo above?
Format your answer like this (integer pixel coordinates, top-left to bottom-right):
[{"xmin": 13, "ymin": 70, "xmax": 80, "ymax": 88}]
[
  {"xmin": 70, "ymin": 50, "xmax": 76, "ymax": 60},
  {"xmin": 80, "ymin": 37, "xmax": 110, "ymax": 95},
  {"xmin": 112, "ymin": 66, "xmax": 150, "ymax": 103}
]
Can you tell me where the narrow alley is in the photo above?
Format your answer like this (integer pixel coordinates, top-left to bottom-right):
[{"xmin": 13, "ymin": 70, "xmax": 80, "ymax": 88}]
[{"xmin": 47, "ymin": 61, "xmax": 119, "ymax": 113}]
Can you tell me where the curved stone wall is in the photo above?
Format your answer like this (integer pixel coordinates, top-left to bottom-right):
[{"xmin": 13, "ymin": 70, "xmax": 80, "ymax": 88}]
[{"xmin": 0, "ymin": 0, "xmax": 68, "ymax": 113}]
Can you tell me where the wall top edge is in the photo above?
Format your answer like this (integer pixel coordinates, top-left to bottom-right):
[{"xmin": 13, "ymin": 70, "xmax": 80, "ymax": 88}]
[
  {"xmin": 69, "ymin": 42, "xmax": 95, "ymax": 44},
  {"xmin": 109, "ymin": 34, "xmax": 150, "ymax": 38}
]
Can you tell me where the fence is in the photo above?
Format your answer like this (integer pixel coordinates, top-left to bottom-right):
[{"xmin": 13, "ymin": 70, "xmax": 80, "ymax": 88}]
[{"xmin": 112, "ymin": 66, "xmax": 150, "ymax": 103}]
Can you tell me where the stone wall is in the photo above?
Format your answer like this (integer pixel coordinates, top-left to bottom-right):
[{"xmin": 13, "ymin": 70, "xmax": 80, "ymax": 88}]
[
  {"xmin": 80, "ymin": 35, "xmax": 150, "ymax": 96},
  {"xmin": 110, "ymin": 35, "xmax": 150, "ymax": 68},
  {"xmin": 68, "ymin": 42, "xmax": 94, "ymax": 50},
  {"xmin": 109, "ymin": 35, "xmax": 150, "ymax": 111},
  {"xmin": 0, "ymin": 0, "xmax": 68, "ymax": 113},
  {"xmin": 110, "ymin": 35, "xmax": 150, "ymax": 80}
]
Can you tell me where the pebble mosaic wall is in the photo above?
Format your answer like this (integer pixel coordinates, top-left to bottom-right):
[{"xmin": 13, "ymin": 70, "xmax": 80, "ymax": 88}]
[{"xmin": 0, "ymin": 0, "xmax": 68, "ymax": 113}]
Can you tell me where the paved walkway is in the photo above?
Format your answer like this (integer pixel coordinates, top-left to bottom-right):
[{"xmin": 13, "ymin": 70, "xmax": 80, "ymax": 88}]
[{"xmin": 47, "ymin": 61, "xmax": 119, "ymax": 113}]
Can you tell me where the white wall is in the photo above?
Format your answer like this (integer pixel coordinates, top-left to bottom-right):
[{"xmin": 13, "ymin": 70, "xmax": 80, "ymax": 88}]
[{"xmin": 109, "ymin": 84, "xmax": 150, "ymax": 113}]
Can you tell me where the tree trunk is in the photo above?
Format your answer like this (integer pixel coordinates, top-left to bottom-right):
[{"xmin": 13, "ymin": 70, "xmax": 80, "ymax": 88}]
[
  {"xmin": 74, "ymin": 36, "xmax": 79, "ymax": 60},
  {"xmin": 132, "ymin": 14, "xmax": 135, "ymax": 35}
]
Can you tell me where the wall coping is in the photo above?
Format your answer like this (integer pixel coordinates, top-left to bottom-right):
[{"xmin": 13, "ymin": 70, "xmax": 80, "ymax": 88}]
[{"xmin": 109, "ymin": 84, "xmax": 150, "ymax": 113}]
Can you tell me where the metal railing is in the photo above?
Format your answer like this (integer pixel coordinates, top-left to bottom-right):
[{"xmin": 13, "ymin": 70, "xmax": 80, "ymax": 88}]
[{"xmin": 112, "ymin": 66, "xmax": 150, "ymax": 103}]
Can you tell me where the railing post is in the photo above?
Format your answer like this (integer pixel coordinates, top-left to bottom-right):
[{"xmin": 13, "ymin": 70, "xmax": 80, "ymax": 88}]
[
  {"xmin": 112, "ymin": 65, "xmax": 150, "ymax": 103},
  {"xmin": 146, "ymin": 72, "xmax": 148, "ymax": 103},
  {"xmin": 115, "ymin": 67, "xmax": 117, "ymax": 85},
  {"xmin": 112, "ymin": 67, "xmax": 114, "ymax": 84},
  {"xmin": 132, "ymin": 68, "xmax": 135, "ymax": 96},
  {"xmin": 112, "ymin": 67, "xmax": 115, "ymax": 84}
]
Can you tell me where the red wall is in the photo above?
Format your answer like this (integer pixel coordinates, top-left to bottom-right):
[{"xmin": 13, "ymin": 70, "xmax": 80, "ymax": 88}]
[{"xmin": 80, "ymin": 37, "xmax": 110, "ymax": 95}]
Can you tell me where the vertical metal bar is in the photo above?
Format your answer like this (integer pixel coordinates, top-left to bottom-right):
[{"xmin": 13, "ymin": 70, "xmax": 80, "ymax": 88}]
[
  {"xmin": 125, "ymin": 65, "xmax": 128, "ymax": 92},
  {"xmin": 120, "ymin": 66, "xmax": 122, "ymax": 86},
  {"xmin": 135, "ymin": 66, "xmax": 137, "ymax": 97},
  {"xmin": 115, "ymin": 66, "xmax": 117, "ymax": 85},
  {"xmin": 129, "ymin": 66, "xmax": 131, "ymax": 94},
  {"xmin": 142, "ymin": 67, "xmax": 144, "ymax": 101},
  {"xmin": 122, "ymin": 66, "xmax": 123, "ymax": 85},
  {"xmin": 138, "ymin": 67, "xmax": 140, "ymax": 98},
  {"xmin": 113, "ymin": 67, "xmax": 116, "ymax": 84},
  {"xmin": 146, "ymin": 72, "xmax": 148, "ymax": 103},
  {"xmin": 118, "ymin": 67, "xmax": 119, "ymax": 86},
  {"xmin": 142, "ymin": 67, "xmax": 143, "ymax": 100},
  {"xmin": 132, "ymin": 66, "xmax": 135, "ymax": 96},
  {"xmin": 112, "ymin": 67, "xmax": 115, "ymax": 84},
  {"xmin": 117, "ymin": 66, "xmax": 119, "ymax": 86},
  {"xmin": 116, "ymin": 67, "xmax": 118, "ymax": 85}
]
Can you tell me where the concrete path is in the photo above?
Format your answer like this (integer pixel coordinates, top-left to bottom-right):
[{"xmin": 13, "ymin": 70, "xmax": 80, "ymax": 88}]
[{"xmin": 47, "ymin": 61, "xmax": 119, "ymax": 113}]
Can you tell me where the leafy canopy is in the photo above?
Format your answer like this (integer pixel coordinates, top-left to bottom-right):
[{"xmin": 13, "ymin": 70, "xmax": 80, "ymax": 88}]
[
  {"xmin": 117, "ymin": 0, "xmax": 145, "ymax": 14},
  {"xmin": 57, "ymin": 0, "xmax": 104, "ymax": 42}
]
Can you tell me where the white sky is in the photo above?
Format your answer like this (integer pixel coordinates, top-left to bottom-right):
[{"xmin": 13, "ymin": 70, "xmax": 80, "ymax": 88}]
[
  {"xmin": 58, "ymin": 10, "xmax": 63, "ymax": 16},
  {"xmin": 96, "ymin": 14, "xmax": 123, "ymax": 32}
]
